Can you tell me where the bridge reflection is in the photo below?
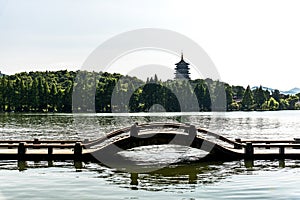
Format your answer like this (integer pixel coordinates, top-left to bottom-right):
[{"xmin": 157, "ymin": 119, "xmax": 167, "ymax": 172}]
[{"xmin": 0, "ymin": 158, "xmax": 292, "ymax": 192}]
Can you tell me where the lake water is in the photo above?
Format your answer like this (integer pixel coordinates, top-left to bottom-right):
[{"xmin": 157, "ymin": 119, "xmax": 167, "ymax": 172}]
[{"xmin": 0, "ymin": 111, "xmax": 300, "ymax": 199}]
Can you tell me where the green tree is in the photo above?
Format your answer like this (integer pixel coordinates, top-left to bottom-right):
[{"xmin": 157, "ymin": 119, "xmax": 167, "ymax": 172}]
[
  {"xmin": 194, "ymin": 83, "xmax": 205, "ymax": 111},
  {"xmin": 272, "ymin": 89, "xmax": 281, "ymax": 102},
  {"xmin": 0, "ymin": 69, "xmax": 296, "ymax": 113},
  {"xmin": 287, "ymin": 95, "xmax": 299, "ymax": 110},
  {"xmin": 42, "ymin": 80, "xmax": 50, "ymax": 111},
  {"xmin": 6, "ymin": 80, "xmax": 14, "ymax": 112},
  {"xmin": 63, "ymin": 81, "xmax": 73, "ymax": 112},
  {"xmin": 0, "ymin": 77, "xmax": 7, "ymax": 111},
  {"xmin": 279, "ymin": 99, "xmax": 289, "ymax": 110},
  {"xmin": 232, "ymin": 85, "xmax": 245, "ymax": 100},
  {"xmin": 203, "ymin": 84, "xmax": 212, "ymax": 111},
  {"xmin": 225, "ymin": 85, "xmax": 233, "ymax": 111},
  {"xmin": 253, "ymin": 86, "xmax": 267, "ymax": 109},
  {"xmin": 262, "ymin": 97, "xmax": 279, "ymax": 110},
  {"xmin": 56, "ymin": 89, "xmax": 64, "ymax": 112},
  {"xmin": 37, "ymin": 77, "xmax": 44, "ymax": 111},
  {"xmin": 30, "ymin": 77, "xmax": 39, "ymax": 111},
  {"xmin": 13, "ymin": 78, "xmax": 22, "ymax": 111},
  {"xmin": 241, "ymin": 85, "xmax": 254, "ymax": 110},
  {"xmin": 49, "ymin": 83, "xmax": 58, "ymax": 112}
]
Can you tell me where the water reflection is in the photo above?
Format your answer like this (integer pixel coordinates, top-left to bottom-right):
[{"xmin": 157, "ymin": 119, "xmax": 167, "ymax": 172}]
[
  {"xmin": 74, "ymin": 161, "xmax": 83, "ymax": 171},
  {"xmin": 0, "ymin": 158, "xmax": 297, "ymax": 193},
  {"xmin": 130, "ymin": 173, "xmax": 139, "ymax": 191},
  {"xmin": 244, "ymin": 159, "xmax": 254, "ymax": 169},
  {"xmin": 279, "ymin": 159, "xmax": 285, "ymax": 168},
  {"xmin": 102, "ymin": 158, "xmax": 295, "ymax": 192},
  {"xmin": 48, "ymin": 160, "xmax": 53, "ymax": 167},
  {"xmin": 17, "ymin": 160, "xmax": 27, "ymax": 171}
]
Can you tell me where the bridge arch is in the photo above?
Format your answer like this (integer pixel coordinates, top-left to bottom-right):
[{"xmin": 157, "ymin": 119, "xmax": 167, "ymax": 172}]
[{"xmin": 91, "ymin": 131, "xmax": 242, "ymax": 162}]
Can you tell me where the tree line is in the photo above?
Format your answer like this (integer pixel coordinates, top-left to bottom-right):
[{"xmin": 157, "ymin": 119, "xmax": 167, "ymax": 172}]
[{"xmin": 0, "ymin": 70, "xmax": 299, "ymax": 113}]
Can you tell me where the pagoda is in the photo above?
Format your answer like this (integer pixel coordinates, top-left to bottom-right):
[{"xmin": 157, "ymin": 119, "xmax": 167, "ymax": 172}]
[{"xmin": 174, "ymin": 53, "xmax": 190, "ymax": 80}]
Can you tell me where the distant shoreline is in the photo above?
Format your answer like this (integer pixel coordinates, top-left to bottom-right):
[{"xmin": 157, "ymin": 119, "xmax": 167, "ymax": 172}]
[{"xmin": 0, "ymin": 70, "xmax": 299, "ymax": 113}]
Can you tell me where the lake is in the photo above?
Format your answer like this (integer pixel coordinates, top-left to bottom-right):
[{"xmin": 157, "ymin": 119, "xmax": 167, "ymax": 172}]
[{"xmin": 0, "ymin": 111, "xmax": 300, "ymax": 199}]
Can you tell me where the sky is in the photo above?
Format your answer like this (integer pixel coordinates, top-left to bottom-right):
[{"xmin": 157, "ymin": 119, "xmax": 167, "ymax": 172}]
[{"xmin": 0, "ymin": 0, "xmax": 300, "ymax": 91}]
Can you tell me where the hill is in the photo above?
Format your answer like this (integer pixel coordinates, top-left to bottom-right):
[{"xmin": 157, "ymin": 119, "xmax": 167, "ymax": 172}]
[{"xmin": 251, "ymin": 86, "xmax": 300, "ymax": 95}]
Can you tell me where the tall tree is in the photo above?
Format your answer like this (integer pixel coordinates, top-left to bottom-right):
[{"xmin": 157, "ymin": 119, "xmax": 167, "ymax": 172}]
[
  {"xmin": 194, "ymin": 83, "xmax": 205, "ymax": 111},
  {"xmin": 42, "ymin": 80, "xmax": 50, "ymax": 111},
  {"xmin": 272, "ymin": 89, "xmax": 281, "ymax": 102},
  {"xmin": 253, "ymin": 86, "xmax": 267, "ymax": 109},
  {"xmin": 0, "ymin": 77, "xmax": 7, "ymax": 111},
  {"xmin": 203, "ymin": 84, "xmax": 212, "ymax": 111},
  {"xmin": 225, "ymin": 85, "xmax": 233, "ymax": 111},
  {"xmin": 30, "ymin": 77, "xmax": 39, "ymax": 111},
  {"xmin": 241, "ymin": 85, "xmax": 254, "ymax": 110},
  {"xmin": 49, "ymin": 83, "xmax": 58, "ymax": 112}
]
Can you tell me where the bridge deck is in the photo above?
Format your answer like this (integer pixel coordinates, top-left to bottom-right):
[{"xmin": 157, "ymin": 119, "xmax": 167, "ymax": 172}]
[{"xmin": 1, "ymin": 147, "xmax": 300, "ymax": 155}]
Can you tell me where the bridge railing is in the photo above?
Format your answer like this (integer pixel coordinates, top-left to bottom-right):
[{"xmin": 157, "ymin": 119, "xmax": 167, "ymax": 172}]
[
  {"xmin": 196, "ymin": 128, "xmax": 246, "ymax": 149},
  {"xmin": 84, "ymin": 122, "xmax": 300, "ymax": 153},
  {"xmin": 0, "ymin": 139, "xmax": 80, "ymax": 144},
  {"xmin": 242, "ymin": 142, "xmax": 300, "ymax": 157},
  {"xmin": 0, "ymin": 142, "xmax": 83, "ymax": 157},
  {"xmin": 84, "ymin": 122, "xmax": 242, "ymax": 149},
  {"xmin": 84, "ymin": 122, "xmax": 193, "ymax": 148}
]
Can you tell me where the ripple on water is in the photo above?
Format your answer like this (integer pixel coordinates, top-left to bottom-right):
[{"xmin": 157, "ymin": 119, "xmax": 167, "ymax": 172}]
[
  {"xmin": 0, "ymin": 112, "xmax": 300, "ymax": 199},
  {"xmin": 0, "ymin": 160, "xmax": 300, "ymax": 199}
]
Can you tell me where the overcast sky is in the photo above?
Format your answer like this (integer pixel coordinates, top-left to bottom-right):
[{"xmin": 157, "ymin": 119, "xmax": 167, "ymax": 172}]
[{"xmin": 0, "ymin": 0, "xmax": 300, "ymax": 90}]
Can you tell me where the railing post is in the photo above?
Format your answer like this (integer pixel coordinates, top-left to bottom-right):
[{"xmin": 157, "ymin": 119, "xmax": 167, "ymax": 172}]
[
  {"xmin": 60, "ymin": 142, "xmax": 65, "ymax": 149},
  {"xmin": 48, "ymin": 147, "xmax": 53, "ymax": 155},
  {"xmin": 130, "ymin": 123, "xmax": 139, "ymax": 137},
  {"xmin": 33, "ymin": 138, "xmax": 39, "ymax": 144},
  {"xmin": 294, "ymin": 138, "xmax": 300, "ymax": 149},
  {"xmin": 74, "ymin": 142, "xmax": 82, "ymax": 156},
  {"xmin": 245, "ymin": 142, "xmax": 253, "ymax": 157},
  {"xmin": 18, "ymin": 142, "xmax": 26, "ymax": 155},
  {"xmin": 234, "ymin": 138, "xmax": 242, "ymax": 149},
  {"xmin": 33, "ymin": 138, "xmax": 40, "ymax": 149},
  {"xmin": 266, "ymin": 142, "xmax": 270, "ymax": 149},
  {"xmin": 279, "ymin": 147, "xmax": 285, "ymax": 155}
]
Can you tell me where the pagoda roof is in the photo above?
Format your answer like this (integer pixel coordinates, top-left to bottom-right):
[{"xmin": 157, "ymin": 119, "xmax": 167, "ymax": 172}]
[{"xmin": 175, "ymin": 53, "xmax": 189, "ymax": 65}]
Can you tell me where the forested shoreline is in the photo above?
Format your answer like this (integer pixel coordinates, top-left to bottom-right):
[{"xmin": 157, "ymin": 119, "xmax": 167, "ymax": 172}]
[{"xmin": 0, "ymin": 70, "xmax": 299, "ymax": 113}]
